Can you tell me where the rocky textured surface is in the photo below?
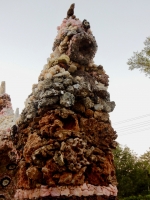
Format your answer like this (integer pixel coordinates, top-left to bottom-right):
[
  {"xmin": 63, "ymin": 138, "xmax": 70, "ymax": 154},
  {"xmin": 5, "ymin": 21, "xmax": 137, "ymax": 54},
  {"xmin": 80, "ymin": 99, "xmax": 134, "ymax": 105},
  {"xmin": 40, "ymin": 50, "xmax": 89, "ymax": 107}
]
[
  {"xmin": 0, "ymin": 81, "xmax": 20, "ymax": 199},
  {"xmin": 0, "ymin": 4, "xmax": 118, "ymax": 200}
]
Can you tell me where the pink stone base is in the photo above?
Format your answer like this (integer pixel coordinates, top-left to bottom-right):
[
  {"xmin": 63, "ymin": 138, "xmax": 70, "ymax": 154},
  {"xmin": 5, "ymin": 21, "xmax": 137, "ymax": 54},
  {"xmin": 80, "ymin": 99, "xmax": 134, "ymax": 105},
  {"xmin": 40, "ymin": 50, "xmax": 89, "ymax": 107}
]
[
  {"xmin": 24, "ymin": 196, "xmax": 116, "ymax": 200},
  {"xmin": 14, "ymin": 184, "xmax": 117, "ymax": 199}
]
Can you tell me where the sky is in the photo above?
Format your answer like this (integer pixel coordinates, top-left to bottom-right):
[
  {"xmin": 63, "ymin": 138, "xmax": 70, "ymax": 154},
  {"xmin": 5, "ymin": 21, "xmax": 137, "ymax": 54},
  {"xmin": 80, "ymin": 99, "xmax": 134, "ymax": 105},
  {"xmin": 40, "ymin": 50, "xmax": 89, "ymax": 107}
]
[{"xmin": 0, "ymin": 0, "xmax": 150, "ymax": 156}]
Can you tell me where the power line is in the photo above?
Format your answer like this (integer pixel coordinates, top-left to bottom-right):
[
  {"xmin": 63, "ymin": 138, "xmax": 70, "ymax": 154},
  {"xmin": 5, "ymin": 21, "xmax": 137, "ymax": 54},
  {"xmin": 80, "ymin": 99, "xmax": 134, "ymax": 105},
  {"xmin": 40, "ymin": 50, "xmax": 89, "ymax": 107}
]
[
  {"xmin": 118, "ymin": 127, "xmax": 150, "ymax": 136},
  {"xmin": 116, "ymin": 120, "xmax": 150, "ymax": 132},
  {"xmin": 112, "ymin": 114, "xmax": 150, "ymax": 125}
]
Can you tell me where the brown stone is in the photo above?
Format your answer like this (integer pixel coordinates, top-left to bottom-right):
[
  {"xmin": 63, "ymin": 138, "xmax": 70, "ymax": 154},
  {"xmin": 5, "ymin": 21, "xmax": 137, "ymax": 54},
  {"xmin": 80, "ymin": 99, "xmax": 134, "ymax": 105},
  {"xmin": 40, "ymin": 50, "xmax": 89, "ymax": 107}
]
[
  {"xmin": 33, "ymin": 117, "xmax": 42, "ymax": 123},
  {"xmin": 26, "ymin": 166, "xmax": 42, "ymax": 181},
  {"xmin": 86, "ymin": 166, "xmax": 105, "ymax": 186},
  {"xmin": 85, "ymin": 109, "xmax": 94, "ymax": 118},
  {"xmin": 42, "ymin": 159, "xmax": 58, "ymax": 173},
  {"xmin": 40, "ymin": 124, "xmax": 51, "ymax": 134},
  {"xmin": 17, "ymin": 161, "xmax": 30, "ymax": 189},
  {"xmin": 54, "ymin": 130, "xmax": 72, "ymax": 141},
  {"xmin": 73, "ymin": 102, "xmax": 85, "ymax": 113},
  {"xmin": 94, "ymin": 111, "xmax": 109, "ymax": 122},
  {"xmin": 58, "ymin": 172, "xmax": 72, "ymax": 184},
  {"xmin": 39, "ymin": 115, "xmax": 54, "ymax": 126},
  {"xmin": 23, "ymin": 132, "xmax": 42, "ymax": 163},
  {"xmin": 71, "ymin": 167, "xmax": 86, "ymax": 185}
]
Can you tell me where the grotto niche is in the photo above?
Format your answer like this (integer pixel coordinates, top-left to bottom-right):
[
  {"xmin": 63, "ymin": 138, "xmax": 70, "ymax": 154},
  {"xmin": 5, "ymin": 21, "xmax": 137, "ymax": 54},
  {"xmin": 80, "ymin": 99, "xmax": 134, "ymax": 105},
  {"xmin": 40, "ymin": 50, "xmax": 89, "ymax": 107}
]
[{"xmin": 0, "ymin": 4, "xmax": 118, "ymax": 200}]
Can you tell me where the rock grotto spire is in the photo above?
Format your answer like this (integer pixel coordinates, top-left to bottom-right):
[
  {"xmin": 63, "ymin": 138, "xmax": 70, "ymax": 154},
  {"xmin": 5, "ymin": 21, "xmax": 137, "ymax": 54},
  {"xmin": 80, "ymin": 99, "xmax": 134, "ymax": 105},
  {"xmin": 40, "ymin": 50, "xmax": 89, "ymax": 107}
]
[
  {"xmin": 0, "ymin": 4, "xmax": 118, "ymax": 200},
  {"xmin": 0, "ymin": 81, "xmax": 6, "ymax": 94},
  {"xmin": 0, "ymin": 81, "xmax": 19, "ymax": 199}
]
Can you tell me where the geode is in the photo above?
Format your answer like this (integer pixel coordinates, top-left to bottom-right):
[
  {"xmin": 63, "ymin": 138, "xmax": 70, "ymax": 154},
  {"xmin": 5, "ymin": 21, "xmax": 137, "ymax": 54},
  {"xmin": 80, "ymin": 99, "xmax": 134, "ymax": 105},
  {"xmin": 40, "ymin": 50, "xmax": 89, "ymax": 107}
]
[{"xmin": 67, "ymin": 32, "xmax": 97, "ymax": 65}]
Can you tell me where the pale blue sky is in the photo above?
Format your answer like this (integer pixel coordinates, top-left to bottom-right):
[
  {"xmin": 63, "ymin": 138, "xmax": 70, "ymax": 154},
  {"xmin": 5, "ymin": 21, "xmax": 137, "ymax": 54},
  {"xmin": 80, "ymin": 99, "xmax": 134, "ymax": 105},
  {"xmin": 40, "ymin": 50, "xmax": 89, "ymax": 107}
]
[{"xmin": 0, "ymin": 0, "xmax": 150, "ymax": 155}]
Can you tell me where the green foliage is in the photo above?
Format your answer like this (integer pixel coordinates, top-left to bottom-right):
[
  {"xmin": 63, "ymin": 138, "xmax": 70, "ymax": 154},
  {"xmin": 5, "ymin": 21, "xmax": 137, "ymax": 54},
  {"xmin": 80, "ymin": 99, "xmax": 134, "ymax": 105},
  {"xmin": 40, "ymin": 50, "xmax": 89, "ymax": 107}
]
[
  {"xmin": 120, "ymin": 194, "xmax": 150, "ymax": 200},
  {"xmin": 127, "ymin": 37, "xmax": 150, "ymax": 77},
  {"xmin": 113, "ymin": 145, "xmax": 150, "ymax": 198}
]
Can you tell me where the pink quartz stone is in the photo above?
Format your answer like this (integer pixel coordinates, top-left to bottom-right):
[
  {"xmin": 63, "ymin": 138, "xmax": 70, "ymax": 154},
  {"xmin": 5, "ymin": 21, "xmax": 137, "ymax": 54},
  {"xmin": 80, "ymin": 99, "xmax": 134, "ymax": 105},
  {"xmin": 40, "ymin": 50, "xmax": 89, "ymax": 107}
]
[
  {"xmin": 39, "ymin": 185, "xmax": 50, "ymax": 197},
  {"xmin": 7, "ymin": 128, "xmax": 10, "ymax": 132},
  {"xmin": 28, "ymin": 190, "xmax": 35, "ymax": 199},
  {"xmin": 28, "ymin": 192, "xmax": 32, "ymax": 199},
  {"xmin": 109, "ymin": 184, "xmax": 114, "ymax": 189},
  {"xmin": 109, "ymin": 184, "xmax": 118, "ymax": 196},
  {"xmin": 95, "ymin": 186, "xmax": 103, "ymax": 195},
  {"xmin": 102, "ymin": 187, "xmax": 111, "ymax": 196},
  {"xmin": 80, "ymin": 183, "xmax": 88, "ymax": 190},
  {"xmin": 30, "ymin": 188, "xmax": 40, "ymax": 198},
  {"xmin": 51, "ymin": 187, "xmax": 61, "ymax": 196},
  {"xmin": 106, "ymin": 186, "xmax": 112, "ymax": 192},
  {"xmin": 40, "ymin": 188, "xmax": 51, "ymax": 197},
  {"xmin": 17, "ymin": 189, "xmax": 24, "ymax": 199},
  {"xmin": 87, "ymin": 184, "xmax": 95, "ymax": 191},
  {"xmin": 63, "ymin": 19, "xmax": 67, "ymax": 23},
  {"xmin": 82, "ymin": 190, "xmax": 91, "ymax": 196},
  {"xmin": 22, "ymin": 190, "xmax": 29, "ymax": 199},
  {"xmin": 111, "ymin": 187, "xmax": 117, "ymax": 195},
  {"xmin": 60, "ymin": 187, "xmax": 70, "ymax": 196},
  {"xmin": 14, "ymin": 190, "xmax": 19, "ymax": 199},
  {"xmin": 70, "ymin": 186, "xmax": 82, "ymax": 197},
  {"xmin": 87, "ymin": 190, "xmax": 94, "ymax": 196}
]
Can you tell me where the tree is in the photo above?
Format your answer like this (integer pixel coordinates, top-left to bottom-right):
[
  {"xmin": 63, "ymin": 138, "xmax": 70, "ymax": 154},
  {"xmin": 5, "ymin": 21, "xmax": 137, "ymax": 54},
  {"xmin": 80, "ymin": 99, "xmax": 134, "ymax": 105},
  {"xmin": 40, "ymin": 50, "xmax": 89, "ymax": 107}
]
[
  {"xmin": 127, "ymin": 37, "xmax": 150, "ymax": 77},
  {"xmin": 113, "ymin": 145, "xmax": 138, "ymax": 197},
  {"xmin": 113, "ymin": 145, "xmax": 150, "ymax": 198},
  {"xmin": 139, "ymin": 149, "xmax": 150, "ymax": 192}
]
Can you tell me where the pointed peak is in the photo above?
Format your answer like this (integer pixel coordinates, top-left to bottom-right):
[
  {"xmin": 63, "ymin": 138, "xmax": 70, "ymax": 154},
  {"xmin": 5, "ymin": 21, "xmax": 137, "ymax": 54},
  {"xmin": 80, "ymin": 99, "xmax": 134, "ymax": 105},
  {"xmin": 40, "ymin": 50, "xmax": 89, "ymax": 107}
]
[
  {"xmin": 0, "ymin": 81, "xmax": 6, "ymax": 94},
  {"xmin": 67, "ymin": 3, "xmax": 75, "ymax": 18}
]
